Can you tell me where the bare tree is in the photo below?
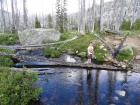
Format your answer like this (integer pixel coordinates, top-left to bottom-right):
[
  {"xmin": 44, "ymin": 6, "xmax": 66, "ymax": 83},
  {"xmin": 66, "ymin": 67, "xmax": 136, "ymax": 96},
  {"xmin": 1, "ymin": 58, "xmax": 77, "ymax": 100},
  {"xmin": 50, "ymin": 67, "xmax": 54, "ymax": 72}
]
[
  {"xmin": 78, "ymin": 0, "xmax": 85, "ymax": 34},
  {"xmin": 92, "ymin": 0, "xmax": 95, "ymax": 32},
  {"xmin": 99, "ymin": 0, "xmax": 104, "ymax": 32},
  {"xmin": 23, "ymin": 0, "xmax": 28, "ymax": 27},
  {"xmin": 0, "ymin": 0, "xmax": 6, "ymax": 33},
  {"xmin": 130, "ymin": 0, "xmax": 137, "ymax": 28},
  {"xmin": 15, "ymin": 0, "xmax": 20, "ymax": 31},
  {"xmin": 11, "ymin": 0, "xmax": 16, "ymax": 33}
]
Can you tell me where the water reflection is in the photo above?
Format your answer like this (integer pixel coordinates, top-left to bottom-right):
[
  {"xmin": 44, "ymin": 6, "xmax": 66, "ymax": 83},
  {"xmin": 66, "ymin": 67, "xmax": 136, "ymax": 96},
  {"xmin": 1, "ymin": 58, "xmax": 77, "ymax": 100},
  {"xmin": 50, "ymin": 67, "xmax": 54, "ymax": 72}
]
[{"xmin": 36, "ymin": 68, "xmax": 140, "ymax": 105}]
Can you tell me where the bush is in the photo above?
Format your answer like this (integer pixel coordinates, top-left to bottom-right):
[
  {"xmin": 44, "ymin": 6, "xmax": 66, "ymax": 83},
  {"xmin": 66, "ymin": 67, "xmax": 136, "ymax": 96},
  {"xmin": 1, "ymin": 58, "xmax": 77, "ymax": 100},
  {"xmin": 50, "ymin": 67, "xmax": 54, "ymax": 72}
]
[
  {"xmin": 0, "ymin": 68, "xmax": 42, "ymax": 105},
  {"xmin": 0, "ymin": 47, "xmax": 15, "ymax": 67},
  {"xmin": 0, "ymin": 34, "xmax": 18, "ymax": 45},
  {"xmin": 120, "ymin": 19, "xmax": 131, "ymax": 30},
  {"xmin": 131, "ymin": 18, "xmax": 140, "ymax": 30},
  {"xmin": 94, "ymin": 43, "xmax": 107, "ymax": 61},
  {"xmin": 45, "ymin": 49, "xmax": 60, "ymax": 57},
  {"xmin": 117, "ymin": 49, "xmax": 133, "ymax": 61},
  {"xmin": 0, "ymin": 56, "xmax": 14, "ymax": 67}
]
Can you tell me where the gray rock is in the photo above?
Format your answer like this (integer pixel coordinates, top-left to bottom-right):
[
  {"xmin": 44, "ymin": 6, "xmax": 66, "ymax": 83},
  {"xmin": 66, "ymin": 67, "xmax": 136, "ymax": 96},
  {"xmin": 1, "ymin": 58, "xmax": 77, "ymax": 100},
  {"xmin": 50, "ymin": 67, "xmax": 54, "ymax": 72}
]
[
  {"xmin": 120, "ymin": 44, "xmax": 133, "ymax": 55},
  {"xmin": 135, "ymin": 55, "xmax": 140, "ymax": 60},
  {"xmin": 78, "ymin": 52, "xmax": 86, "ymax": 57},
  {"xmin": 115, "ymin": 90, "xmax": 126, "ymax": 97},
  {"xmin": 18, "ymin": 28, "xmax": 61, "ymax": 45}
]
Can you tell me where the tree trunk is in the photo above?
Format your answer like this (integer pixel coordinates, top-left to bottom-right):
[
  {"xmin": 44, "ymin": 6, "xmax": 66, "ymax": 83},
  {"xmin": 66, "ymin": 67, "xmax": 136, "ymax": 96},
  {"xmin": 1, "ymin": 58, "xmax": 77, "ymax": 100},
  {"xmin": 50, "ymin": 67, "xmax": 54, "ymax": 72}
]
[
  {"xmin": 23, "ymin": 0, "xmax": 28, "ymax": 27},
  {"xmin": 99, "ymin": 0, "xmax": 104, "ymax": 32},
  {"xmin": 11, "ymin": 0, "xmax": 16, "ymax": 33},
  {"xmin": 91, "ymin": 0, "xmax": 95, "ymax": 32},
  {"xmin": 0, "ymin": 0, "xmax": 6, "ymax": 33}
]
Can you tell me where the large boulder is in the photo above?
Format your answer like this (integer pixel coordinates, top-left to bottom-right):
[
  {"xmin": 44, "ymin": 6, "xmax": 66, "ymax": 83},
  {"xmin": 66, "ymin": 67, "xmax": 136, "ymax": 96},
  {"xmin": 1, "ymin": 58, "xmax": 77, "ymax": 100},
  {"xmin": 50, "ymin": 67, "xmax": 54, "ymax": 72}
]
[{"xmin": 18, "ymin": 28, "xmax": 61, "ymax": 45}]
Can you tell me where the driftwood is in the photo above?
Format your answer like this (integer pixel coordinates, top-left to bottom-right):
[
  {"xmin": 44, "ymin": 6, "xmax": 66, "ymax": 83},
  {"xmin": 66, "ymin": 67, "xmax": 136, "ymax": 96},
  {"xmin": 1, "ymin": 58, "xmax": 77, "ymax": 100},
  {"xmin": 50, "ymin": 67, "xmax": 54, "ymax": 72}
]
[
  {"xmin": 0, "ymin": 52, "xmax": 123, "ymax": 70},
  {"xmin": 93, "ymin": 33, "xmax": 115, "ymax": 54},
  {"xmin": 0, "ymin": 36, "xmax": 78, "ymax": 50},
  {"xmin": 105, "ymin": 29, "xmax": 123, "ymax": 35}
]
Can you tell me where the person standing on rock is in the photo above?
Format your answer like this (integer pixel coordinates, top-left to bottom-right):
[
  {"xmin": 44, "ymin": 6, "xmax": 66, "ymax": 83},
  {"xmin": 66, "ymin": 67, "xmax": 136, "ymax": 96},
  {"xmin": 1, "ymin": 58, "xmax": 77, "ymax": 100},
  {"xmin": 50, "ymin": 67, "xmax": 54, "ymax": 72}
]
[{"xmin": 87, "ymin": 42, "xmax": 94, "ymax": 63}]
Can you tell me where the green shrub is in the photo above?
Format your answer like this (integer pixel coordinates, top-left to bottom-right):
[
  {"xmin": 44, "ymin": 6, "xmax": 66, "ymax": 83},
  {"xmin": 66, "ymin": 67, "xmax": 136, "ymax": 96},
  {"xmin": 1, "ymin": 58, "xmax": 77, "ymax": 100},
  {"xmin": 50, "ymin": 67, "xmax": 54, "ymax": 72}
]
[
  {"xmin": 81, "ymin": 53, "xmax": 86, "ymax": 59},
  {"xmin": 45, "ymin": 49, "xmax": 60, "ymax": 57},
  {"xmin": 120, "ymin": 19, "xmax": 131, "ymax": 30},
  {"xmin": 117, "ymin": 49, "xmax": 133, "ymax": 61},
  {"xmin": 0, "ymin": 47, "xmax": 15, "ymax": 67},
  {"xmin": 94, "ymin": 43, "xmax": 107, "ymax": 61},
  {"xmin": 0, "ymin": 56, "xmax": 14, "ymax": 67},
  {"xmin": 0, "ymin": 68, "xmax": 42, "ymax": 105},
  {"xmin": 0, "ymin": 34, "xmax": 18, "ymax": 45},
  {"xmin": 131, "ymin": 18, "xmax": 140, "ymax": 30}
]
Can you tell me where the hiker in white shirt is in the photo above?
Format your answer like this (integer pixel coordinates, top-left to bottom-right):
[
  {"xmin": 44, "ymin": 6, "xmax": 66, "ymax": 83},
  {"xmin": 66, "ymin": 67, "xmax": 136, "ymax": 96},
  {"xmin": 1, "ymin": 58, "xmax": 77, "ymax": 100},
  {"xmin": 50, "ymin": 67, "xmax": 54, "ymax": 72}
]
[{"xmin": 87, "ymin": 42, "xmax": 94, "ymax": 63}]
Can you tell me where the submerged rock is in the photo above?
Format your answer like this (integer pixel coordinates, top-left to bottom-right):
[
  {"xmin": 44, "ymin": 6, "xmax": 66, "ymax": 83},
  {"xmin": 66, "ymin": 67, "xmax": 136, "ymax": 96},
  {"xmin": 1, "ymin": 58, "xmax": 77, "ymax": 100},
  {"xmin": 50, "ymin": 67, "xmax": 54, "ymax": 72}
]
[
  {"xmin": 115, "ymin": 90, "xmax": 126, "ymax": 97},
  {"xmin": 18, "ymin": 28, "xmax": 61, "ymax": 45}
]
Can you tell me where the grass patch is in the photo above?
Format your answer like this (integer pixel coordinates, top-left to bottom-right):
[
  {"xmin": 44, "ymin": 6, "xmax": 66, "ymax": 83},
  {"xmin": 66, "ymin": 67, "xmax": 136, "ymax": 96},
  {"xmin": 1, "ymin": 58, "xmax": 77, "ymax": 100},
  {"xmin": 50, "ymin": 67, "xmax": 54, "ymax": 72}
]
[
  {"xmin": 44, "ymin": 49, "xmax": 60, "ymax": 57},
  {"xmin": 59, "ymin": 31, "xmax": 76, "ymax": 41},
  {"xmin": 121, "ymin": 30, "xmax": 140, "ymax": 35},
  {"xmin": 94, "ymin": 42, "xmax": 107, "ymax": 61},
  {"xmin": 0, "ymin": 67, "xmax": 42, "ymax": 105},
  {"xmin": 0, "ymin": 33, "xmax": 18, "ymax": 45}
]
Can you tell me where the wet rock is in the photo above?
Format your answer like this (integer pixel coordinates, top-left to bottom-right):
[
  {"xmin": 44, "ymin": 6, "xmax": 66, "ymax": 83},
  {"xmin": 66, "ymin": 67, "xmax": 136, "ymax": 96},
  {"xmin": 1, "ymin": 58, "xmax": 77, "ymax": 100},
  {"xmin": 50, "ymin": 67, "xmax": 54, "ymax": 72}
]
[
  {"xmin": 18, "ymin": 50, "xmax": 30, "ymax": 54},
  {"xmin": 67, "ymin": 51, "xmax": 75, "ymax": 55},
  {"xmin": 135, "ymin": 55, "xmax": 140, "ymax": 60},
  {"xmin": 26, "ymin": 48, "xmax": 32, "ymax": 52},
  {"xmin": 74, "ymin": 83, "xmax": 82, "ymax": 87},
  {"xmin": 113, "ymin": 96, "xmax": 119, "ymax": 101},
  {"xmin": 77, "ymin": 52, "xmax": 86, "ymax": 57},
  {"xmin": 115, "ymin": 90, "xmax": 126, "ymax": 97},
  {"xmin": 41, "ymin": 97, "xmax": 48, "ymax": 102}
]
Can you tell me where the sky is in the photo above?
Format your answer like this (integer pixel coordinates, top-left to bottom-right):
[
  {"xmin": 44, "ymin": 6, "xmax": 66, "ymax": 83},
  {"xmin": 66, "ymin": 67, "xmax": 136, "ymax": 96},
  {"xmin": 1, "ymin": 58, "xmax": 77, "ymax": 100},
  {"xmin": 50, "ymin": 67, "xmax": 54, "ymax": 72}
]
[
  {"xmin": 5, "ymin": 0, "xmax": 113, "ymax": 15},
  {"xmin": 26, "ymin": 0, "xmax": 113, "ymax": 15}
]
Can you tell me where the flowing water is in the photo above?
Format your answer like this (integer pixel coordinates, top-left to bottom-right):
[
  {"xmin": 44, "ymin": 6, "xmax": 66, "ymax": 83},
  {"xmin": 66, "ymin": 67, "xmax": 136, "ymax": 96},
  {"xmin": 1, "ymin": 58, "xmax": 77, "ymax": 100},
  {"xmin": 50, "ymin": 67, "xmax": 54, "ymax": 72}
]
[{"xmin": 15, "ymin": 49, "xmax": 140, "ymax": 105}]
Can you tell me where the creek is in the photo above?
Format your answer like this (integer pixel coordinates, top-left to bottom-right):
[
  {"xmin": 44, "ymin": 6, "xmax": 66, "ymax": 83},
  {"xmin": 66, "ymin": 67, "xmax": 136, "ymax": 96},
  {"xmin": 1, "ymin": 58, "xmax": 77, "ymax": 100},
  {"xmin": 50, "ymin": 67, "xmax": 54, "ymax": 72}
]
[{"xmin": 15, "ymin": 49, "xmax": 140, "ymax": 105}]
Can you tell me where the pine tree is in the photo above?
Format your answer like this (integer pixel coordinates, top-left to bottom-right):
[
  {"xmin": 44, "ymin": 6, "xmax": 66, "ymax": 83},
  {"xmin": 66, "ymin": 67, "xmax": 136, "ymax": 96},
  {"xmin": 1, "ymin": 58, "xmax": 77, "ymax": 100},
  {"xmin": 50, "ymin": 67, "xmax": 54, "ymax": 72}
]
[
  {"xmin": 55, "ymin": 0, "xmax": 68, "ymax": 33},
  {"xmin": 47, "ymin": 14, "xmax": 53, "ymax": 28},
  {"xmin": 35, "ymin": 15, "xmax": 41, "ymax": 28}
]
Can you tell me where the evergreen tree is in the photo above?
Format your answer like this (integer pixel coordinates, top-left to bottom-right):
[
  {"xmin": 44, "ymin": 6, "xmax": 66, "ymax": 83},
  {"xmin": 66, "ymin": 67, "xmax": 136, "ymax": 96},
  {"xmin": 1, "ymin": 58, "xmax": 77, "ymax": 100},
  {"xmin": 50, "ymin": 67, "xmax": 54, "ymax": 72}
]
[
  {"xmin": 56, "ymin": 0, "xmax": 61, "ymax": 31},
  {"xmin": 47, "ymin": 14, "xmax": 53, "ymax": 28},
  {"xmin": 131, "ymin": 18, "xmax": 140, "ymax": 30},
  {"xmin": 120, "ymin": 19, "xmax": 131, "ymax": 30},
  {"xmin": 56, "ymin": 0, "xmax": 68, "ymax": 33},
  {"xmin": 35, "ymin": 15, "xmax": 41, "ymax": 28}
]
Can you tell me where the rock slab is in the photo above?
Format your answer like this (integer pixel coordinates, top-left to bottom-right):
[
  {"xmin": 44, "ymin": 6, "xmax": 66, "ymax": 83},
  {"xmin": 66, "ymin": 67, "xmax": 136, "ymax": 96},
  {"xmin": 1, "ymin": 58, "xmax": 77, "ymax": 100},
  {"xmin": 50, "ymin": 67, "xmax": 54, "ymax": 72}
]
[{"xmin": 18, "ymin": 28, "xmax": 61, "ymax": 45}]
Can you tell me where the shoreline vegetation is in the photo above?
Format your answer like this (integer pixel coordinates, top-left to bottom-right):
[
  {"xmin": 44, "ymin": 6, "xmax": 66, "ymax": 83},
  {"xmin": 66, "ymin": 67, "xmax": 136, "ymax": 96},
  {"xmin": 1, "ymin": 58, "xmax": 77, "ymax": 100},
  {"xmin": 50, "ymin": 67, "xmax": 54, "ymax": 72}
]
[{"xmin": 0, "ymin": 30, "xmax": 139, "ymax": 104}]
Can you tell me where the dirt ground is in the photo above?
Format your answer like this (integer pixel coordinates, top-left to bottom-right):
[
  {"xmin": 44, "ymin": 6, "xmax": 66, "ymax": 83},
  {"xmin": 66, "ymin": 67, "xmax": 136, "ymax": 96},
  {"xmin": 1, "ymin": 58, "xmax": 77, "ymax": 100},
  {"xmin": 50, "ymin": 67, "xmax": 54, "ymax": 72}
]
[{"xmin": 104, "ymin": 35, "xmax": 140, "ymax": 72}]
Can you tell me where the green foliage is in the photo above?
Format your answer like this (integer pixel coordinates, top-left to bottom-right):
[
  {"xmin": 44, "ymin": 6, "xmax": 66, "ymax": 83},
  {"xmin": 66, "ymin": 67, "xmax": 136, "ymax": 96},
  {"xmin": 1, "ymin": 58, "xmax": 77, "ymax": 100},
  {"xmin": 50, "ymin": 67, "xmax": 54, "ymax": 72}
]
[
  {"xmin": 131, "ymin": 18, "xmax": 140, "ymax": 30},
  {"xmin": 59, "ymin": 31, "xmax": 76, "ymax": 41},
  {"xmin": 0, "ymin": 56, "xmax": 13, "ymax": 67},
  {"xmin": 0, "ymin": 47, "xmax": 15, "ymax": 67},
  {"xmin": 0, "ymin": 68, "xmax": 42, "ymax": 105},
  {"xmin": 81, "ymin": 53, "xmax": 86, "ymax": 59},
  {"xmin": 0, "ymin": 34, "xmax": 18, "ymax": 45},
  {"xmin": 45, "ymin": 49, "xmax": 60, "ymax": 57},
  {"xmin": 47, "ymin": 14, "xmax": 53, "ymax": 28},
  {"xmin": 94, "ymin": 43, "xmax": 107, "ymax": 61},
  {"xmin": 55, "ymin": 0, "xmax": 68, "ymax": 33},
  {"xmin": 117, "ymin": 49, "xmax": 133, "ymax": 61},
  {"xmin": 35, "ymin": 15, "xmax": 41, "ymax": 28},
  {"xmin": 120, "ymin": 19, "xmax": 131, "ymax": 30}
]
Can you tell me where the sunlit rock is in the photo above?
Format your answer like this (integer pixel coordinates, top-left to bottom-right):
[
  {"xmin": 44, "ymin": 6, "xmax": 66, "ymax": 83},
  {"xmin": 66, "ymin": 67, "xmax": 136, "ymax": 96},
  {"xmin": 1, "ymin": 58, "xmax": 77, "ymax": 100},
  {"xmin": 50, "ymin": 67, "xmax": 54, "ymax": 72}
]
[{"xmin": 135, "ymin": 55, "xmax": 140, "ymax": 60}]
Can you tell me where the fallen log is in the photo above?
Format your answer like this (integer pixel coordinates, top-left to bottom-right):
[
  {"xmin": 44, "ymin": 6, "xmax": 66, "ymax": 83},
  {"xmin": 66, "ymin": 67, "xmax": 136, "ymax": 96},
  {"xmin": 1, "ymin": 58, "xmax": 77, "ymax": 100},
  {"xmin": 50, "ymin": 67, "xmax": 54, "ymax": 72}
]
[
  {"xmin": 93, "ymin": 33, "xmax": 115, "ymax": 54},
  {"xmin": 0, "ymin": 36, "xmax": 78, "ymax": 50},
  {"xmin": 0, "ymin": 52, "xmax": 124, "ymax": 70},
  {"xmin": 105, "ymin": 29, "xmax": 123, "ymax": 35},
  {"xmin": 113, "ymin": 34, "xmax": 128, "ymax": 57}
]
